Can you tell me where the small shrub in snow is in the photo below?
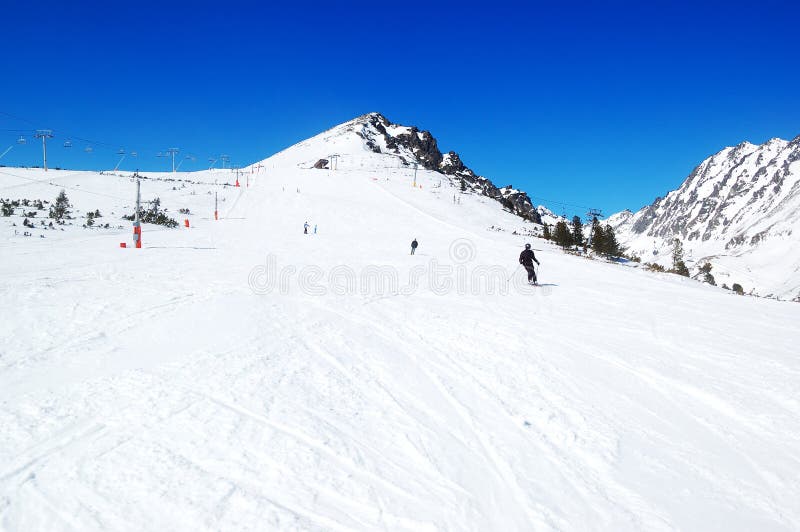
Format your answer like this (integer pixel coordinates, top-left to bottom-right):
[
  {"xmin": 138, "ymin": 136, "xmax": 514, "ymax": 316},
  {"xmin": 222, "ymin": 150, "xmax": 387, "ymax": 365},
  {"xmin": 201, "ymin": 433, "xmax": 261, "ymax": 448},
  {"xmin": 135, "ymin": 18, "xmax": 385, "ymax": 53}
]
[
  {"xmin": 671, "ymin": 260, "xmax": 690, "ymax": 277},
  {"xmin": 700, "ymin": 262, "xmax": 715, "ymax": 285},
  {"xmin": 122, "ymin": 197, "xmax": 178, "ymax": 228}
]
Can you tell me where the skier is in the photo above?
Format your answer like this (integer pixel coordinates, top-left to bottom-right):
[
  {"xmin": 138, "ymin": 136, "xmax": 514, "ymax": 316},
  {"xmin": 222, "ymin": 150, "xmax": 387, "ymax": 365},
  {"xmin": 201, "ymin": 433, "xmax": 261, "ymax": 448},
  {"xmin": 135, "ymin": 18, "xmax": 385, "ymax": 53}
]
[
  {"xmin": 410, "ymin": 238, "xmax": 418, "ymax": 255},
  {"xmin": 304, "ymin": 221, "xmax": 309, "ymax": 234},
  {"xmin": 519, "ymin": 243, "xmax": 540, "ymax": 285},
  {"xmin": 314, "ymin": 224, "xmax": 318, "ymax": 234}
]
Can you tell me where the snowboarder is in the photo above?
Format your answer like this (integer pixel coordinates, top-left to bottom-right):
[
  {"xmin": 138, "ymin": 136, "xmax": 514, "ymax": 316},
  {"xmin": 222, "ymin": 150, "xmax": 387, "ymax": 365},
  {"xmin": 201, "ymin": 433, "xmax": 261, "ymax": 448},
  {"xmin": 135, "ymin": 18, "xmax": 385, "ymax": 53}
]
[
  {"xmin": 519, "ymin": 243, "xmax": 540, "ymax": 285},
  {"xmin": 411, "ymin": 238, "xmax": 418, "ymax": 255},
  {"xmin": 304, "ymin": 221, "xmax": 309, "ymax": 234}
]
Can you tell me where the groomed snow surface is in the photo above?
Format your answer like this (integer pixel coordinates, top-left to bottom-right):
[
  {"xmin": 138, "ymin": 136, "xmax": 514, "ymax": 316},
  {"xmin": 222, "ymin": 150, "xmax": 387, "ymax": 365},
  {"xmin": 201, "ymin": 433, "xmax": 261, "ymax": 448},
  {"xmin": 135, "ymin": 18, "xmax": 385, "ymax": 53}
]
[{"xmin": 2, "ymin": 132, "xmax": 800, "ymax": 531}]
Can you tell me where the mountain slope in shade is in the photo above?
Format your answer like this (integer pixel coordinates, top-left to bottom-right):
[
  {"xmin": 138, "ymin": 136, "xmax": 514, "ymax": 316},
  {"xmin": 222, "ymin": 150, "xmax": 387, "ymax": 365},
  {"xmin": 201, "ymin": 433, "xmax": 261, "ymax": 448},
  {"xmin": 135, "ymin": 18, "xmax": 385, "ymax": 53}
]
[{"xmin": 610, "ymin": 135, "xmax": 800, "ymax": 300}]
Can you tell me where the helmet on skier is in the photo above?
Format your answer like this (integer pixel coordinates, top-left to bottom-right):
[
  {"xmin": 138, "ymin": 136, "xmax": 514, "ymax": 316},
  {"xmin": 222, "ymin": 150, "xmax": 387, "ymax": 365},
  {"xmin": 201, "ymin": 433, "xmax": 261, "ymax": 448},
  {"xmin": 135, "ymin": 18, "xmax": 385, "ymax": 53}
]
[{"xmin": 525, "ymin": 243, "xmax": 531, "ymax": 250}]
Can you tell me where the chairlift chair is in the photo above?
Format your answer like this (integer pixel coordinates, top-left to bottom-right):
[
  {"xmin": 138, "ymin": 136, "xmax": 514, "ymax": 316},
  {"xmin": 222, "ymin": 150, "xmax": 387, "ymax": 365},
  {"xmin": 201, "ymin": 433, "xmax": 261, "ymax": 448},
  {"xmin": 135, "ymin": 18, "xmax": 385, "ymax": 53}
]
[
  {"xmin": 63, "ymin": 139, "xmax": 73, "ymax": 148},
  {"xmin": 17, "ymin": 135, "xmax": 26, "ymax": 144}
]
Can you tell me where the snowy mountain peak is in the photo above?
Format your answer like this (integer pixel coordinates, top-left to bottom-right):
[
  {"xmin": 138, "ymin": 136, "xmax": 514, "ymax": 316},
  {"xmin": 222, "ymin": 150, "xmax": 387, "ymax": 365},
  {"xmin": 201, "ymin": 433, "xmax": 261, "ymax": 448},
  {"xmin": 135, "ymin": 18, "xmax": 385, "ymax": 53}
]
[
  {"xmin": 611, "ymin": 134, "xmax": 800, "ymax": 299},
  {"xmin": 256, "ymin": 113, "xmax": 543, "ymax": 223}
]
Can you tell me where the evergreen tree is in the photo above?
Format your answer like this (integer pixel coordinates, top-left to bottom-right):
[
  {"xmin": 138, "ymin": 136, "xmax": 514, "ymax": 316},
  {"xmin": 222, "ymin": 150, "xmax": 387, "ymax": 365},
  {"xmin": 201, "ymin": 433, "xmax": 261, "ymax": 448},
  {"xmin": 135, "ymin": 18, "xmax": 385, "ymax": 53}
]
[
  {"xmin": 542, "ymin": 223, "xmax": 551, "ymax": 240},
  {"xmin": 700, "ymin": 262, "xmax": 715, "ymax": 285},
  {"xmin": 602, "ymin": 224, "xmax": 622, "ymax": 257},
  {"xmin": 553, "ymin": 220, "xmax": 572, "ymax": 249},
  {"xmin": 670, "ymin": 238, "xmax": 689, "ymax": 276},
  {"xmin": 49, "ymin": 190, "xmax": 71, "ymax": 221},
  {"xmin": 673, "ymin": 260, "xmax": 690, "ymax": 277},
  {"xmin": 571, "ymin": 215, "xmax": 584, "ymax": 248},
  {"xmin": 732, "ymin": 283, "xmax": 744, "ymax": 295},
  {"xmin": 1, "ymin": 201, "xmax": 13, "ymax": 217},
  {"xmin": 590, "ymin": 218, "xmax": 605, "ymax": 254},
  {"xmin": 671, "ymin": 238, "xmax": 684, "ymax": 271}
]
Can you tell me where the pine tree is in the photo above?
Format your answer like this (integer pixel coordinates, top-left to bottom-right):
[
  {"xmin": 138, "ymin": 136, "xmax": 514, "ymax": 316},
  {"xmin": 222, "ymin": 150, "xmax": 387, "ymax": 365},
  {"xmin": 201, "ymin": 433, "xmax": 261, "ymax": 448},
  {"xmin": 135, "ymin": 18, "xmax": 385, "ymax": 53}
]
[
  {"xmin": 670, "ymin": 238, "xmax": 689, "ymax": 276},
  {"xmin": 553, "ymin": 220, "xmax": 572, "ymax": 249},
  {"xmin": 49, "ymin": 190, "xmax": 71, "ymax": 221},
  {"xmin": 542, "ymin": 223, "xmax": 551, "ymax": 240},
  {"xmin": 590, "ymin": 218, "xmax": 605, "ymax": 254},
  {"xmin": 673, "ymin": 260, "xmax": 690, "ymax": 276},
  {"xmin": 1, "ymin": 201, "xmax": 13, "ymax": 217},
  {"xmin": 700, "ymin": 262, "xmax": 715, "ymax": 285},
  {"xmin": 571, "ymin": 215, "xmax": 584, "ymax": 248},
  {"xmin": 732, "ymin": 283, "xmax": 744, "ymax": 295},
  {"xmin": 671, "ymin": 238, "xmax": 684, "ymax": 270},
  {"xmin": 602, "ymin": 224, "xmax": 622, "ymax": 257}
]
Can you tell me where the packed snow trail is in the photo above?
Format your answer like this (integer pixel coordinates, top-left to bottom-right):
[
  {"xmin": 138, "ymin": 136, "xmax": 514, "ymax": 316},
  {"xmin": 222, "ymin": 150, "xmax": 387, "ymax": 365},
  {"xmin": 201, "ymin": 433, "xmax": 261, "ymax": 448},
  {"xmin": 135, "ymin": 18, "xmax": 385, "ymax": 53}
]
[{"xmin": 2, "ymin": 120, "xmax": 800, "ymax": 531}]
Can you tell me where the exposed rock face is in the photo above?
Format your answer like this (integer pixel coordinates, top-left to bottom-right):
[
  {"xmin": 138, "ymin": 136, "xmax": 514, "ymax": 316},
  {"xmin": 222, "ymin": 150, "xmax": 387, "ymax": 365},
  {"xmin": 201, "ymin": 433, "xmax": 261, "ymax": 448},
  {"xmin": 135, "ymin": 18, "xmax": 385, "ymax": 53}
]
[
  {"xmin": 617, "ymin": 137, "xmax": 800, "ymax": 247},
  {"xmin": 609, "ymin": 134, "xmax": 800, "ymax": 299},
  {"xmin": 313, "ymin": 159, "xmax": 329, "ymax": 169},
  {"xmin": 355, "ymin": 113, "xmax": 541, "ymax": 224}
]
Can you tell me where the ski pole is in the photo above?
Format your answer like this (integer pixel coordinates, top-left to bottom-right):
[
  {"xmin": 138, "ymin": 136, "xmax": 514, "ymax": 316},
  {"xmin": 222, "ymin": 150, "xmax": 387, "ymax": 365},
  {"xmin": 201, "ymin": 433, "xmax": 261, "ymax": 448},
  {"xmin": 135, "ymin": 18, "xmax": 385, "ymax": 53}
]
[{"xmin": 507, "ymin": 264, "xmax": 522, "ymax": 282}]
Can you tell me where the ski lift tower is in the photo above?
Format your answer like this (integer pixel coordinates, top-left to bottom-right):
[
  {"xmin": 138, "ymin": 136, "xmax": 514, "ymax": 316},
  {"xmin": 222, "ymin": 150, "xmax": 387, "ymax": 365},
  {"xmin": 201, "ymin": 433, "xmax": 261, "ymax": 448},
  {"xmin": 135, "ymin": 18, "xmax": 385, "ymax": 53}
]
[
  {"xmin": 220, "ymin": 154, "xmax": 230, "ymax": 169},
  {"xmin": 114, "ymin": 148, "xmax": 126, "ymax": 172},
  {"xmin": 34, "ymin": 130, "xmax": 54, "ymax": 171},
  {"xmin": 166, "ymin": 148, "xmax": 180, "ymax": 173},
  {"xmin": 328, "ymin": 154, "xmax": 339, "ymax": 171}
]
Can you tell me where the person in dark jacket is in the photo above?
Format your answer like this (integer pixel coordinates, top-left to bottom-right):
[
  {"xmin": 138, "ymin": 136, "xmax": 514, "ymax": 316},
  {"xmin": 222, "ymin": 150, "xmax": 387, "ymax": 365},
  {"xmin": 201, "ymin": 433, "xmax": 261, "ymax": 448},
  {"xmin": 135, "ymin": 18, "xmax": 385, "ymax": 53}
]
[
  {"xmin": 519, "ymin": 243, "xmax": 540, "ymax": 284},
  {"xmin": 411, "ymin": 238, "xmax": 418, "ymax": 255}
]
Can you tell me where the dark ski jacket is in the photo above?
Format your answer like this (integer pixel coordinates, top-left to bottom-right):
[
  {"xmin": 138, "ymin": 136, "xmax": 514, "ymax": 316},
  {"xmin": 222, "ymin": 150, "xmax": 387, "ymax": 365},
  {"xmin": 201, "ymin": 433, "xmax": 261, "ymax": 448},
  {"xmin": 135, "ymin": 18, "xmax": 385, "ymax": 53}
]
[
  {"xmin": 519, "ymin": 249, "xmax": 539, "ymax": 267},
  {"xmin": 411, "ymin": 240, "xmax": 418, "ymax": 249}
]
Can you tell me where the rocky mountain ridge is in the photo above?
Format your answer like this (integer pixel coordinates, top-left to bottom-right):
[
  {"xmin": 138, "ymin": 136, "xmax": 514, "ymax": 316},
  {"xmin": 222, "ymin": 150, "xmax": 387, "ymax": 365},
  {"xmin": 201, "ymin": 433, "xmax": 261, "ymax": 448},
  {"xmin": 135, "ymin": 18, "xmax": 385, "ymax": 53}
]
[
  {"xmin": 611, "ymin": 135, "xmax": 800, "ymax": 299},
  {"xmin": 354, "ymin": 113, "xmax": 542, "ymax": 224}
]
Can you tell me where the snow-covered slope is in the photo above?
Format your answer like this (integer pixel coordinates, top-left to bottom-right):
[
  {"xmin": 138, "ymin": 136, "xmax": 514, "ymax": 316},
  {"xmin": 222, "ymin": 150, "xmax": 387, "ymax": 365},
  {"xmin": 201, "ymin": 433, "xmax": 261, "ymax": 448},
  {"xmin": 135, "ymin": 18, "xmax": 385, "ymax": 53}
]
[
  {"xmin": 610, "ymin": 136, "xmax": 800, "ymax": 300},
  {"xmin": 253, "ymin": 113, "xmax": 543, "ymax": 224},
  {"xmin": 2, "ymin": 118, "xmax": 800, "ymax": 531}
]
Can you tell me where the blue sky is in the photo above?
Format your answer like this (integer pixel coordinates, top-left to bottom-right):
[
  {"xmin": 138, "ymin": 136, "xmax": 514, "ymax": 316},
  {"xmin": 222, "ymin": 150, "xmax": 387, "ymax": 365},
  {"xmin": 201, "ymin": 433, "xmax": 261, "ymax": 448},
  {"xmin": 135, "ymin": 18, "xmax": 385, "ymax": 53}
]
[{"xmin": 1, "ymin": 0, "xmax": 798, "ymax": 216}]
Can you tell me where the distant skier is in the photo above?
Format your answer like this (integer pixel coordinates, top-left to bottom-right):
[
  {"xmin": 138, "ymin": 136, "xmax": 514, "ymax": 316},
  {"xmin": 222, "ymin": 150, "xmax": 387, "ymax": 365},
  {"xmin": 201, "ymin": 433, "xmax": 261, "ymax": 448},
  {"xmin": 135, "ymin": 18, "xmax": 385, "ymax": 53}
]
[
  {"xmin": 411, "ymin": 238, "xmax": 418, "ymax": 255},
  {"xmin": 314, "ymin": 224, "xmax": 318, "ymax": 234},
  {"xmin": 304, "ymin": 221, "xmax": 309, "ymax": 234},
  {"xmin": 519, "ymin": 243, "xmax": 540, "ymax": 285}
]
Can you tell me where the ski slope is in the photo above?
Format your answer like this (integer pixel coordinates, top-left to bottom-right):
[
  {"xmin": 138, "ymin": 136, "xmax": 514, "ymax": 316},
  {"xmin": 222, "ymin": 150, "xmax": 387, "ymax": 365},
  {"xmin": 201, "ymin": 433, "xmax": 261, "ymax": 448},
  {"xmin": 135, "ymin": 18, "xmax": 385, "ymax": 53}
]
[{"xmin": 2, "ymin": 118, "xmax": 800, "ymax": 531}]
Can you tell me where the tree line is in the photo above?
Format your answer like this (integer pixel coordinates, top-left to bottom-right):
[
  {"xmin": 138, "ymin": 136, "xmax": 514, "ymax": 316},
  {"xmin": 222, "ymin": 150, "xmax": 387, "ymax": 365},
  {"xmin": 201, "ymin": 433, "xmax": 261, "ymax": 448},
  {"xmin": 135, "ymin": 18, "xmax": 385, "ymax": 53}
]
[{"xmin": 543, "ymin": 215, "xmax": 622, "ymax": 258}]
